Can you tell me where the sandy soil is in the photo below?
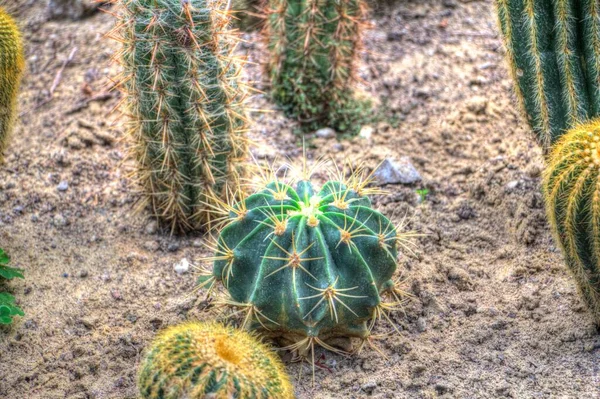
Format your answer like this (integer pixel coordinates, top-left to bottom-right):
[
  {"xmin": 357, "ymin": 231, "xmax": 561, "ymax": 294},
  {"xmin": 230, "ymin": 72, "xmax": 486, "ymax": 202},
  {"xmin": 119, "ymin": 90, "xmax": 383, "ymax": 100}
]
[{"xmin": 1, "ymin": 0, "xmax": 599, "ymax": 398}]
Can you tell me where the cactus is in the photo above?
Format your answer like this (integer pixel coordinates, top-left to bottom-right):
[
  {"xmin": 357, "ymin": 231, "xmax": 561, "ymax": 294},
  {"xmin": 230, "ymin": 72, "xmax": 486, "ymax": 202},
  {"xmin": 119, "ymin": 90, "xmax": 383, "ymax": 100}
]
[
  {"xmin": 264, "ymin": 0, "xmax": 370, "ymax": 134},
  {"xmin": 112, "ymin": 0, "xmax": 249, "ymax": 232},
  {"xmin": 496, "ymin": 0, "xmax": 600, "ymax": 151},
  {"xmin": 198, "ymin": 160, "xmax": 411, "ymax": 365},
  {"xmin": 543, "ymin": 118, "xmax": 600, "ymax": 325},
  {"xmin": 0, "ymin": 7, "xmax": 24, "ymax": 163},
  {"xmin": 138, "ymin": 322, "xmax": 294, "ymax": 399}
]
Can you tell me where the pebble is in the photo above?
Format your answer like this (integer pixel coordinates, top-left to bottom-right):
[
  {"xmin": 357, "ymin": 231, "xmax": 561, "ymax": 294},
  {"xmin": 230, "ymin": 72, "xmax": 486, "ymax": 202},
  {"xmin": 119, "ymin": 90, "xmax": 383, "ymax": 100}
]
[
  {"xmin": 145, "ymin": 220, "xmax": 158, "ymax": 235},
  {"xmin": 416, "ymin": 317, "xmax": 427, "ymax": 332},
  {"xmin": 52, "ymin": 214, "xmax": 69, "ymax": 226},
  {"xmin": 167, "ymin": 242, "xmax": 180, "ymax": 252},
  {"xmin": 359, "ymin": 125, "xmax": 374, "ymax": 140},
  {"xmin": 361, "ymin": 381, "xmax": 377, "ymax": 394},
  {"xmin": 315, "ymin": 127, "xmax": 336, "ymax": 139},
  {"xmin": 143, "ymin": 241, "xmax": 160, "ymax": 252},
  {"xmin": 174, "ymin": 258, "xmax": 190, "ymax": 274},
  {"xmin": 57, "ymin": 181, "xmax": 69, "ymax": 192},
  {"xmin": 374, "ymin": 157, "xmax": 422, "ymax": 185}
]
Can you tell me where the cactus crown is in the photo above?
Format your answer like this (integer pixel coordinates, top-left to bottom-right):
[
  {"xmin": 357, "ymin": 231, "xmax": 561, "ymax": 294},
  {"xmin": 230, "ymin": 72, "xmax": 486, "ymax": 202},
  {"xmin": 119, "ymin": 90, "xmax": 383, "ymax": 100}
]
[
  {"xmin": 264, "ymin": 0, "xmax": 370, "ymax": 134},
  {"xmin": 0, "ymin": 7, "xmax": 24, "ymax": 163},
  {"xmin": 110, "ymin": 0, "xmax": 249, "ymax": 232},
  {"xmin": 199, "ymin": 159, "xmax": 412, "ymax": 371},
  {"xmin": 138, "ymin": 322, "xmax": 294, "ymax": 399},
  {"xmin": 496, "ymin": 0, "xmax": 600, "ymax": 150},
  {"xmin": 543, "ymin": 118, "xmax": 600, "ymax": 325}
]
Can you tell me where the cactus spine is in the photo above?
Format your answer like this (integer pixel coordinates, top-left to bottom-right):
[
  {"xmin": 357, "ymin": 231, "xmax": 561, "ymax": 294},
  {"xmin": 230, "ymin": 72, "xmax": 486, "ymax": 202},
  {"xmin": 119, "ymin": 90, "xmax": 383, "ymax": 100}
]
[
  {"xmin": 0, "ymin": 7, "xmax": 24, "ymax": 163},
  {"xmin": 138, "ymin": 322, "xmax": 294, "ymax": 399},
  {"xmin": 264, "ymin": 0, "xmax": 369, "ymax": 134},
  {"xmin": 543, "ymin": 118, "xmax": 600, "ymax": 325},
  {"xmin": 113, "ymin": 0, "xmax": 249, "ymax": 232},
  {"xmin": 496, "ymin": 0, "xmax": 600, "ymax": 151},
  {"xmin": 199, "ymin": 161, "xmax": 411, "ymax": 363}
]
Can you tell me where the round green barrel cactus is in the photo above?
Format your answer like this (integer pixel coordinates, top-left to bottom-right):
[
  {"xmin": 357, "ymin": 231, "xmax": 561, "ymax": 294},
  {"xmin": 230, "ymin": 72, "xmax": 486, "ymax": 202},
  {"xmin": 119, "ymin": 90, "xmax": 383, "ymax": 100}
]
[
  {"xmin": 138, "ymin": 322, "xmax": 294, "ymax": 399},
  {"xmin": 264, "ymin": 0, "xmax": 370, "ymax": 134},
  {"xmin": 113, "ymin": 0, "xmax": 248, "ymax": 232},
  {"xmin": 0, "ymin": 7, "xmax": 24, "ymax": 163},
  {"xmin": 199, "ymin": 162, "xmax": 408, "ymax": 356},
  {"xmin": 496, "ymin": 0, "xmax": 600, "ymax": 150},
  {"xmin": 543, "ymin": 118, "xmax": 600, "ymax": 325}
]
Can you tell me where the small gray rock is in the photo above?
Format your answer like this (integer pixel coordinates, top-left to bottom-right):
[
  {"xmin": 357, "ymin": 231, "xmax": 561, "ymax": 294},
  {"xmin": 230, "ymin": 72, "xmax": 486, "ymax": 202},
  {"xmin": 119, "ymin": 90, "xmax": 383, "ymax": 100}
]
[
  {"xmin": 361, "ymin": 381, "xmax": 377, "ymax": 394},
  {"xmin": 374, "ymin": 157, "xmax": 422, "ymax": 185},
  {"xmin": 57, "ymin": 181, "xmax": 69, "ymax": 192},
  {"xmin": 315, "ymin": 127, "xmax": 336, "ymax": 139},
  {"xmin": 174, "ymin": 258, "xmax": 190, "ymax": 274}
]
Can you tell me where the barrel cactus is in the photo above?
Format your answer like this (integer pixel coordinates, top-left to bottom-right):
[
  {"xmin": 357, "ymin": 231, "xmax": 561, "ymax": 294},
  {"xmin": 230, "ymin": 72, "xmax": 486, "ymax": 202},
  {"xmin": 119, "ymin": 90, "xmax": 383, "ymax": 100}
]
[
  {"xmin": 138, "ymin": 322, "xmax": 294, "ymax": 399},
  {"xmin": 543, "ymin": 118, "xmax": 600, "ymax": 325},
  {"xmin": 198, "ymin": 161, "xmax": 409, "ymax": 362},
  {"xmin": 496, "ymin": 0, "xmax": 600, "ymax": 151},
  {"xmin": 0, "ymin": 7, "xmax": 24, "ymax": 163},
  {"xmin": 113, "ymin": 0, "xmax": 248, "ymax": 232},
  {"xmin": 264, "ymin": 0, "xmax": 370, "ymax": 134}
]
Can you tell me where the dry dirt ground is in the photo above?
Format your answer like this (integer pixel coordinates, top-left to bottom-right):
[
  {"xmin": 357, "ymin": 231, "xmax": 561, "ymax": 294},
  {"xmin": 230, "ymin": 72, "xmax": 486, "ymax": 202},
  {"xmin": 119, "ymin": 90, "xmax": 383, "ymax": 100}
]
[{"xmin": 1, "ymin": 0, "xmax": 600, "ymax": 398}]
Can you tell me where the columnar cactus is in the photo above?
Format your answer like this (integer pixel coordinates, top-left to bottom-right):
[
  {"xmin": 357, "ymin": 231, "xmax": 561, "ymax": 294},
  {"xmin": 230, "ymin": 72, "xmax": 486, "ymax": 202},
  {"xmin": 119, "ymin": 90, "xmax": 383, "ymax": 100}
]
[
  {"xmin": 0, "ymin": 7, "xmax": 24, "ymax": 163},
  {"xmin": 138, "ymin": 322, "xmax": 294, "ymax": 399},
  {"xmin": 199, "ymin": 161, "xmax": 410, "ymax": 359},
  {"xmin": 113, "ymin": 0, "xmax": 249, "ymax": 232},
  {"xmin": 264, "ymin": 0, "xmax": 369, "ymax": 134},
  {"xmin": 543, "ymin": 118, "xmax": 600, "ymax": 325},
  {"xmin": 496, "ymin": 0, "xmax": 600, "ymax": 150}
]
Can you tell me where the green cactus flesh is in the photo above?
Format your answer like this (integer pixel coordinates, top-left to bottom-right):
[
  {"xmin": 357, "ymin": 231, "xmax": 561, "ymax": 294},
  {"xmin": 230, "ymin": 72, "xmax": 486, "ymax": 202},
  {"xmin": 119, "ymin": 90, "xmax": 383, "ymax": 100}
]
[
  {"xmin": 496, "ymin": 0, "xmax": 600, "ymax": 150},
  {"xmin": 265, "ymin": 0, "xmax": 370, "ymax": 134},
  {"xmin": 117, "ymin": 0, "xmax": 248, "ymax": 232},
  {"xmin": 203, "ymin": 174, "xmax": 401, "ymax": 345},
  {"xmin": 0, "ymin": 7, "xmax": 24, "ymax": 162}
]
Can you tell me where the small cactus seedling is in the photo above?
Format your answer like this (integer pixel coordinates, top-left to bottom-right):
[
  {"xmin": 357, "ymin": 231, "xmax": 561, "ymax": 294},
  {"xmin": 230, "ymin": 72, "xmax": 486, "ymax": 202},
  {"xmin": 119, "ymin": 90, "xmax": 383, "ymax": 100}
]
[
  {"xmin": 543, "ymin": 118, "xmax": 600, "ymax": 325},
  {"xmin": 110, "ymin": 0, "xmax": 249, "ymax": 232},
  {"xmin": 198, "ymin": 159, "xmax": 414, "ymax": 374},
  {"xmin": 138, "ymin": 322, "xmax": 294, "ymax": 399},
  {"xmin": 496, "ymin": 0, "xmax": 600, "ymax": 151},
  {"xmin": 0, "ymin": 7, "xmax": 24, "ymax": 163},
  {"xmin": 264, "ymin": 0, "xmax": 370, "ymax": 134}
]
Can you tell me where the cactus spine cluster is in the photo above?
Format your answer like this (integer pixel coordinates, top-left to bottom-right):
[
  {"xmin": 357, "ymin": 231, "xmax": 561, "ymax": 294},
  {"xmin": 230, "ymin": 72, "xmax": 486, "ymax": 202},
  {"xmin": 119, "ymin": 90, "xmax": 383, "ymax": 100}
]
[
  {"xmin": 199, "ymin": 161, "xmax": 410, "ymax": 361},
  {"xmin": 264, "ymin": 0, "xmax": 369, "ymax": 134},
  {"xmin": 0, "ymin": 7, "xmax": 24, "ymax": 163},
  {"xmin": 112, "ymin": 0, "xmax": 249, "ymax": 232},
  {"xmin": 138, "ymin": 322, "xmax": 294, "ymax": 399},
  {"xmin": 543, "ymin": 118, "xmax": 600, "ymax": 325},
  {"xmin": 496, "ymin": 0, "xmax": 600, "ymax": 150}
]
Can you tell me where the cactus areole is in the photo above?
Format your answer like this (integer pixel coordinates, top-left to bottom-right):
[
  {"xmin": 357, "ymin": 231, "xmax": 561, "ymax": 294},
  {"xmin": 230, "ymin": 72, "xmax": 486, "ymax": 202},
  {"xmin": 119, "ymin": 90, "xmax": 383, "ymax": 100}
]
[{"xmin": 202, "ymin": 170, "xmax": 403, "ymax": 348}]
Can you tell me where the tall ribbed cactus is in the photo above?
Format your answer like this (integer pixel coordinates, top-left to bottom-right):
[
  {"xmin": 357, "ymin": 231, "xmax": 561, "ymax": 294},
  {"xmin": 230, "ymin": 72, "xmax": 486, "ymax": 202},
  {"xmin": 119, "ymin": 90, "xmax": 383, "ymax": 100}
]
[
  {"xmin": 0, "ymin": 7, "xmax": 24, "ymax": 163},
  {"xmin": 264, "ymin": 0, "xmax": 369, "ymax": 134},
  {"xmin": 496, "ymin": 0, "xmax": 600, "ymax": 151},
  {"xmin": 543, "ymin": 118, "xmax": 600, "ymax": 325},
  {"xmin": 138, "ymin": 322, "xmax": 294, "ymax": 399},
  {"xmin": 112, "ymin": 0, "xmax": 248, "ymax": 232},
  {"xmin": 198, "ymin": 161, "xmax": 412, "ymax": 363}
]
